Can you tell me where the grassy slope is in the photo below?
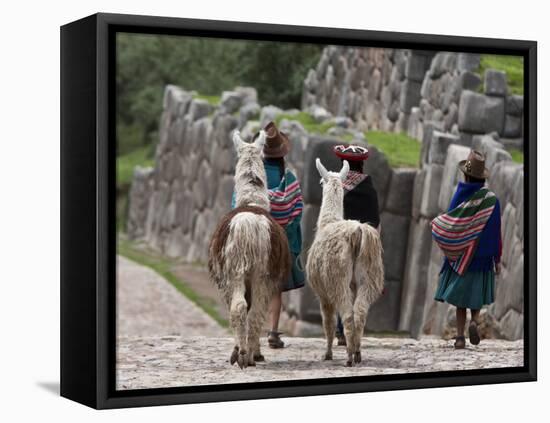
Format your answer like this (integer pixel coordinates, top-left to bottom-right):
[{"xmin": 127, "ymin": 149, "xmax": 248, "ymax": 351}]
[
  {"xmin": 479, "ymin": 54, "xmax": 524, "ymax": 95},
  {"xmin": 118, "ymin": 238, "xmax": 228, "ymax": 328},
  {"xmin": 365, "ymin": 131, "xmax": 421, "ymax": 168}
]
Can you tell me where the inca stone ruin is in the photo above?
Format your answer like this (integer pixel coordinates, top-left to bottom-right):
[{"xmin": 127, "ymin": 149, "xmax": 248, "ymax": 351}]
[{"xmin": 127, "ymin": 47, "xmax": 524, "ymax": 341}]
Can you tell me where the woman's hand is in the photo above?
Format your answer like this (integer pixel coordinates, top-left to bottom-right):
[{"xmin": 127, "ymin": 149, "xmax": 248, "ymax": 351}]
[{"xmin": 495, "ymin": 262, "xmax": 501, "ymax": 275}]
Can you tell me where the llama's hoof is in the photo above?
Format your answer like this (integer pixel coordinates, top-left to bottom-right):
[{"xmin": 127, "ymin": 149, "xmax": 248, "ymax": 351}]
[
  {"xmin": 230, "ymin": 346, "xmax": 239, "ymax": 365},
  {"xmin": 237, "ymin": 350, "xmax": 249, "ymax": 369},
  {"xmin": 323, "ymin": 352, "xmax": 333, "ymax": 361},
  {"xmin": 253, "ymin": 353, "xmax": 265, "ymax": 362},
  {"xmin": 345, "ymin": 360, "xmax": 354, "ymax": 367},
  {"xmin": 353, "ymin": 351, "xmax": 362, "ymax": 363}
]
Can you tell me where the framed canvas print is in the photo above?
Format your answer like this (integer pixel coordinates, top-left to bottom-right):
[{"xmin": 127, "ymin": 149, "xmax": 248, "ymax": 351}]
[{"xmin": 60, "ymin": 12, "xmax": 537, "ymax": 409}]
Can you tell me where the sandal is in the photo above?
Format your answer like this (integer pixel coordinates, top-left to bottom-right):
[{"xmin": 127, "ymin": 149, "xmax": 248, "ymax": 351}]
[
  {"xmin": 267, "ymin": 331, "xmax": 285, "ymax": 349},
  {"xmin": 454, "ymin": 336, "xmax": 466, "ymax": 349},
  {"xmin": 469, "ymin": 321, "xmax": 481, "ymax": 345}
]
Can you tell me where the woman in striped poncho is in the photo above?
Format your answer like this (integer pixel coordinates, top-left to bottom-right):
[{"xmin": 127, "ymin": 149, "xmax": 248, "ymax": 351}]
[
  {"xmin": 232, "ymin": 122, "xmax": 305, "ymax": 349},
  {"xmin": 431, "ymin": 150, "xmax": 502, "ymax": 349}
]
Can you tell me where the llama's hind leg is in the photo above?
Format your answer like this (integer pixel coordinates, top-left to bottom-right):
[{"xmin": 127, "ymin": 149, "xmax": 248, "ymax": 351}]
[
  {"xmin": 340, "ymin": 297, "xmax": 356, "ymax": 367},
  {"xmin": 320, "ymin": 299, "xmax": 336, "ymax": 360},
  {"xmin": 246, "ymin": 287, "xmax": 270, "ymax": 366},
  {"xmin": 352, "ymin": 292, "xmax": 370, "ymax": 364},
  {"xmin": 229, "ymin": 278, "xmax": 249, "ymax": 369}
]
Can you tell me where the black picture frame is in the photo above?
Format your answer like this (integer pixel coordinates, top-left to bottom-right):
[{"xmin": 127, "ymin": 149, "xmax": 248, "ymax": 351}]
[{"xmin": 60, "ymin": 12, "xmax": 537, "ymax": 409}]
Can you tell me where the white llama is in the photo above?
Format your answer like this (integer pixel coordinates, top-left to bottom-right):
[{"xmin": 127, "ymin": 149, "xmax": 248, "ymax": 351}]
[
  {"xmin": 208, "ymin": 130, "xmax": 291, "ymax": 369},
  {"xmin": 306, "ymin": 158, "xmax": 384, "ymax": 367}
]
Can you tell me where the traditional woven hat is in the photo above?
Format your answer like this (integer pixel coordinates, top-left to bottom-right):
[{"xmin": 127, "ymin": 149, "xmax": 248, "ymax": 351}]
[
  {"xmin": 259, "ymin": 121, "xmax": 290, "ymax": 158},
  {"xmin": 333, "ymin": 144, "xmax": 369, "ymax": 161},
  {"xmin": 458, "ymin": 149, "xmax": 489, "ymax": 179}
]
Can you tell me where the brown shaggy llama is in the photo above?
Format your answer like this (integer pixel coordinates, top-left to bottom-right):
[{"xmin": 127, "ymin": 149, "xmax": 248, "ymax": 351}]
[
  {"xmin": 306, "ymin": 158, "xmax": 384, "ymax": 367},
  {"xmin": 208, "ymin": 130, "xmax": 291, "ymax": 369}
]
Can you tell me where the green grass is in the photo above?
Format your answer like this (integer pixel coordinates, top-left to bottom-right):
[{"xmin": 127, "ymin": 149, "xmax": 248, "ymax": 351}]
[
  {"xmin": 364, "ymin": 131, "xmax": 421, "ymax": 168},
  {"xmin": 275, "ymin": 111, "xmax": 335, "ymax": 134},
  {"xmin": 510, "ymin": 149, "xmax": 524, "ymax": 164},
  {"xmin": 479, "ymin": 54, "xmax": 524, "ymax": 95},
  {"xmin": 117, "ymin": 145, "xmax": 155, "ymax": 189},
  {"xmin": 193, "ymin": 93, "xmax": 221, "ymax": 106},
  {"xmin": 117, "ymin": 238, "xmax": 229, "ymax": 328}
]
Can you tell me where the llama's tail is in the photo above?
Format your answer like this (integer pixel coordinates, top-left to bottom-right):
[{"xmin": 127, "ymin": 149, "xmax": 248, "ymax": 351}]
[
  {"xmin": 352, "ymin": 224, "xmax": 385, "ymax": 304},
  {"xmin": 224, "ymin": 211, "xmax": 271, "ymax": 276}
]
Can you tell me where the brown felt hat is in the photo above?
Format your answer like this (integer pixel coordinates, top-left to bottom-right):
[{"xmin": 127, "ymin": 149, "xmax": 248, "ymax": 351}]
[
  {"xmin": 261, "ymin": 121, "xmax": 290, "ymax": 158},
  {"xmin": 458, "ymin": 149, "xmax": 489, "ymax": 179}
]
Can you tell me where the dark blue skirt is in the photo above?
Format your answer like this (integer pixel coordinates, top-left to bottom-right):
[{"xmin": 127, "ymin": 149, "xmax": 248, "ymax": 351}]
[
  {"xmin": 282, "ymin": 252, "xmax": 305, "ymax": 292},
  {"xmin": 434, "ymin": 266, "xmax": 495, "ymax": 309}
]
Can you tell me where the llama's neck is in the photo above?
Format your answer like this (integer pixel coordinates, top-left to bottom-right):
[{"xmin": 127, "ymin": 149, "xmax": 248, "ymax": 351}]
[
  {"xmin": 234, "ymin": 156, "xmax": 270, "ymax": 210},
  {"xmin": 317, "ymin": 182, "xmax": 344, "ymax": 229}
]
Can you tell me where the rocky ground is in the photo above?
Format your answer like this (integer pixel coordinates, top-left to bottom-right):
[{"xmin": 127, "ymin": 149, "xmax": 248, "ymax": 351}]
[
  {"xmin": 116, "ymin": 335, "xmax": 523, "ymax": 390},
  {"xmin": 116, "ymin": 256, "xmax": 523, "ymax": 391}
]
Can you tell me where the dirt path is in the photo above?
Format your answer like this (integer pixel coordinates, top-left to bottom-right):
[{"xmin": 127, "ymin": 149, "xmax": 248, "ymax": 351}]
[
  {"xmin": 116, "ymin": 335, "xmax": 524, "ymax": 390},
  {"xmin": 116, "ymin": 255, "xmax": 227, "ymax": 338}
]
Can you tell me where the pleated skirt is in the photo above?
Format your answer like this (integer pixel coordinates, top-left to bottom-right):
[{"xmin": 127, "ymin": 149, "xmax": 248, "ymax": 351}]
[{"xmin": 434, "ymin": 266, "xmax": 495, "ymax": 309}]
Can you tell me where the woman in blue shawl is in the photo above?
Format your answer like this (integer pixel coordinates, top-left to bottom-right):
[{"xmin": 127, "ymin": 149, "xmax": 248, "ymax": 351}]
[
  {"xmin": 432, "ymin": 150, "xmax": 502, "ymax": 349},
  {"xmin": 232, "ymin": 122, "xmax": 305, "ymax": 349}
]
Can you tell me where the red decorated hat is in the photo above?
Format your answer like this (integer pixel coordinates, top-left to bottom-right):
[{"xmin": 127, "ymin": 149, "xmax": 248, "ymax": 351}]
[{"xmin": 333, "ymin": 144, "xmax": 369, "ymax": 161}]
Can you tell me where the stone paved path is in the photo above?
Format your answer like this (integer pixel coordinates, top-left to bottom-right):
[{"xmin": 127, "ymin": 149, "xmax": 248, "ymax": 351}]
[
  {"xmin": 116, "ymin": 255, "xmax": 523, "ymax": 391},
  {"xmin": 116, "ymin": 335, "xmax": 523, "ymax": 390},
  {"xmin": 116, "ymin": 256, "xmax": 227, "ymax": 337}
]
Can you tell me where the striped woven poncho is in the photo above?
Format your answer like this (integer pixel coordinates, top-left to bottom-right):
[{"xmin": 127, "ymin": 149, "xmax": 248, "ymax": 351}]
[
  {"xmin": 431, "ymin": 187, "xmax": 497, "ymax": 275},
  {"xmin": 268, "ymin": 169, "xmax": 303, "ymax": 226}
]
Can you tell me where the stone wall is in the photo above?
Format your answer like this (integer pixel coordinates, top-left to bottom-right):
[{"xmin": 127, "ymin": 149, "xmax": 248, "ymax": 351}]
[
  {"xmin": 127, "ymin": 62, "xmax": 524, "ymax": 340},
  {"xmin": 303, "ymin": 47, "xmax": 524, "ymax": 152}
]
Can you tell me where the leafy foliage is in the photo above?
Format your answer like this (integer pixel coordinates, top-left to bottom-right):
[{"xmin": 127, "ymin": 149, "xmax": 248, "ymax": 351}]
[{"xmin": 116, "ymin": 33, "xmax": 322, "ymax": 156}]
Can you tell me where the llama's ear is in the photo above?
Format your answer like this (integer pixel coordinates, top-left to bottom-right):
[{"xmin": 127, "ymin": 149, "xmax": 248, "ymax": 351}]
[
  {"xmin": 339, "ymin": 160, "xmax": 350, "ymax": 182},
  {"xmin": 254, "ymin": 130, "xmax": 266, "ymax": 151},
  {"xmin": 316, "ymin": 158, "xmax": 329, "ymax": 182},
  {"xmin": 232, "ymin": 130, "xmax": 244, "ymax": 151}
]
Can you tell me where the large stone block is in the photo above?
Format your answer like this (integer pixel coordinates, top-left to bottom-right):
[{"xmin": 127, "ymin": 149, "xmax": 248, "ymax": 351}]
[
  {"xmin": 384, "ymin": 168, "xmax": 417, "ymax": 215},
  {"xmin": 458, "ymin": 90, "xmax": 505, "ymax": 134},
  {"xmin": 127, "ymin": 167, "xmax": 155, "ymax": 239},
  {"xmin": 429, "ymin": 52, "xmax": 457, "ymax": 78},
  {"xmin": 302, "ymin": 136, "xmax": 343, "ymax": 204},
  {"xmin": 484, "ymin": 69, "xmax": 508, "ymax": 97},
  {"xmin": 420, "ymin": 164, "xmax": 444, "ymax": 218},
  {"xmin": 456, "ymin": 53, "xmax": 480, "ymax": 72},
  {"xmin": 188, "ymin": 99, "xmax": 212, "ymax": 121},
  {"xmin": 459, "ymin": 71, "xmax": 482, "ymax": 91},
  {"xmin": 398, "ymin": 217, "xmax": 432, "ymax": 337},
  {"xmin": 405, "ymin": 52, "xmax": 432, "ymax": 82},
  {"xmin": 411, "ymin": 168, "xmax": 426, "ymax": 220},
  {"xmin": 498, "ymin": 308, "xmax": 523, "ymax": 341},
  {"xmin": 400, "ymin": 79, "xmax": 423, "ymax": 112},
  {"xmin": 421, "ymin": 242, "xmax": 449, "ymax": 336},
  {"xmin": 489, "ymin": 161, "xmax": 521, "ymax": 207},
  {"xmin": 506, "ymin": 95, "xmax": 524, "ymax": 117},
  {"xmin": 238, "ymin": 102, "xmax": 260, "ymax": 128},
  {"xmin": 428, "ymin": 131, "xmax": 460, "ymax": 165},
  {"xmin": 420, "ymin": 120, "xmax": 444, "ymax": 165},
  {"xmin": 438, "ymin": 144, "xmax": 471, "ymax": 211},
  {"xmin": 259, "ymin": 105, "xmax": 283, "ymax": 127},
  {"xmin": 351, "ymin": 147, "xmax": 387, "ymax": 213},
  {"xmin": 493, "ymin": 254, "xmax": 523, "ymax": 320},
  {"xmin": 234, "ymin": 86, "xmax": 258, "ymax": 104},
  {"xmin": 503, "ymin": 114, "xmax": 522, "ymax": 138},
  {"xmin": 219, "ymin": 91, "xmax": 243, "ymax": 114},
  {"xmin": 366, "ymin": 279, "xmax": 402, "ymax": 332},
  {"xmin": 380, "ymin": 212, "xmax": 411, "ymax": 281}
]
